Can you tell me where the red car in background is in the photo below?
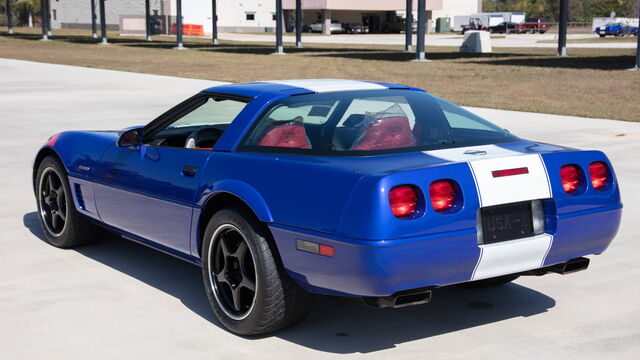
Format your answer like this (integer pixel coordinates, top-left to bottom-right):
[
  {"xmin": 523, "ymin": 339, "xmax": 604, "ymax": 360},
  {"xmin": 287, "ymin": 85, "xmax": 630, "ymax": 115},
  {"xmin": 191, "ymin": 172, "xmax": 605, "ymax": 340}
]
[{"xmin": 523, "ymin": 18, "xmax": 551, "ymax": 33}]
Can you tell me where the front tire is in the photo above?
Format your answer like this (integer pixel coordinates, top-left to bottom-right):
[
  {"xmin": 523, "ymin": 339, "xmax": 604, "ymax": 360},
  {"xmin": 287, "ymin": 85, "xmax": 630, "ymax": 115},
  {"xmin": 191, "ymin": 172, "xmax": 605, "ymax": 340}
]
[
  {"xmin": 202, "ymin": 208, "xmax": 314, "ymax": 335},
  {"xmin": 35, "ymin": 156, "xmax": 102, "ymax": 248}
]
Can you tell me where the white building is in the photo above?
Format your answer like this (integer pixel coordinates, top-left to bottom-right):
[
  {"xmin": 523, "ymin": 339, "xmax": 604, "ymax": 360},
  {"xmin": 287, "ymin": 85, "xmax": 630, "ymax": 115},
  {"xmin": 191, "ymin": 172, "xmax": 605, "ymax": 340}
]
[{"xmin": 49, "ymin": 0, "xmax": 481, "ymax": 35}]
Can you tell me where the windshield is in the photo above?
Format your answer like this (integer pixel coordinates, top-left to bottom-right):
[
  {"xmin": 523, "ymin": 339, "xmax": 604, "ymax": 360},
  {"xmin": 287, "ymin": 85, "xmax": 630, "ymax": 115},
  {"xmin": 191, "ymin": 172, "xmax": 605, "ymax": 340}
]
[{"xmin": 239, "ymin": 90, "xmax": 518, "ymax": 156}]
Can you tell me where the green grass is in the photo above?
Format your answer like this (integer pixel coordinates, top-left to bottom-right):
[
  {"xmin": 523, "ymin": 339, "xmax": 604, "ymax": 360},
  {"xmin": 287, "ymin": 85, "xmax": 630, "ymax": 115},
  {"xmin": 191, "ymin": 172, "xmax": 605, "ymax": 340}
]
[{"xmin": 1, "ymin": 27, "xmax": 639, "ymax": 122}]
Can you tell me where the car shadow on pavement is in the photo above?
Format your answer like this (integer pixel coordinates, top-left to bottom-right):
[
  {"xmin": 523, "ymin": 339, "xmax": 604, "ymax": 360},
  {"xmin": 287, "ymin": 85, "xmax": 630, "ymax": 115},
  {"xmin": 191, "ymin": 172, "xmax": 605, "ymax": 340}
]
[
  {"xmin": 24, "ymin": 211, "xmax": 556, "ymax": 354},
  {"xmin": 22, "ymin": 211, "xmax": 221, "ymax": 326}
]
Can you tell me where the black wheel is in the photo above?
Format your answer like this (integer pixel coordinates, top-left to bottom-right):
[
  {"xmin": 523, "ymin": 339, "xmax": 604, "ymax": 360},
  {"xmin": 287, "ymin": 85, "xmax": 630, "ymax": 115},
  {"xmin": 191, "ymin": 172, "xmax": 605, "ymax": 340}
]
[
  {"xmin": 202, "ymin": 208, "xmax": 314, "ymax": 335},
  {"xmin": 458, "ymin": 274, "xmax": 520, "ymax": 289},
  {"xmin": 35, "ymin": 156, "xmax": 102, "ymax": 248}
]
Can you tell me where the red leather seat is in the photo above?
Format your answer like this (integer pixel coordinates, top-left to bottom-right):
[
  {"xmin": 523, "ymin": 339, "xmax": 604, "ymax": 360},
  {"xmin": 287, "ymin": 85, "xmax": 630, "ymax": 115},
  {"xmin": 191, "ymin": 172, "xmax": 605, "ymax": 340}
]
[
  {"xmin": 258, "ymin": 121, "xmax": 311, "ymax": 149},
  {"xmin": 351, "ymin": 116, "xmax": 417, "ymax": 151}
]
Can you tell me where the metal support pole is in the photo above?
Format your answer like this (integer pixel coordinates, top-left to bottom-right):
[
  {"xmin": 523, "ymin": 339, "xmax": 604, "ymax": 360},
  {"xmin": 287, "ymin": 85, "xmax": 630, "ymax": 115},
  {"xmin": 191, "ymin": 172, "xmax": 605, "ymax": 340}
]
[
  {"xmin": 145, "ymin": 0, "xmax": 151, "ymax": 41},
  {"xmin": 6, "ymin": 0, "xmax": 13, "ymax": 34},
  {"xmin": 295, "ymin": 0, "xmax": 302, "ymax": 48},
  {"xmin": 557, "ymin": 0, "xmax": 568, "ymax": 56},
  {"xmin": 273, "ymin": 0, "xmax": 284, "ymax": 54},
  {"xmin": 90, "ymin": 0, "xmax": 97, "ymax": 38},
  {"xmin": 45, "ymin": 0, "xmax": 51, "ymax": 35},
  {"xmin": 98, "ymin": 0, "xmax": 107, "ymax": 44},
  {"xmin": 405, "ymin": 0, "xmax": 413, "ymax": 52},
  {"xmin": 174, "ymin": 0, "xmax": 184, "ymax": 49},
  {"xmin": 39, "ymin": 0, "xmax": 48, "ymax": 40},
  {"xmin": 211, "ymin": 0, "xmax": 218, "ymax": 45},
  {"xmin": 635, "ymin": 12, "xmax": 640, "ymax": 70},
  {"xmin": 414, "ymin": 0, "xmax": 426, "ymax": 61}
]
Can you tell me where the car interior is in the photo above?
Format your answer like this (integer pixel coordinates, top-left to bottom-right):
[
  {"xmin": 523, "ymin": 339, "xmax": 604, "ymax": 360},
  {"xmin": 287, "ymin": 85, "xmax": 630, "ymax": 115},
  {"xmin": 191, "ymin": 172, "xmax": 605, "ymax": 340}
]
[{"xmin": 144, "ymin": 91, "xmax": 514, "ymax": 155}]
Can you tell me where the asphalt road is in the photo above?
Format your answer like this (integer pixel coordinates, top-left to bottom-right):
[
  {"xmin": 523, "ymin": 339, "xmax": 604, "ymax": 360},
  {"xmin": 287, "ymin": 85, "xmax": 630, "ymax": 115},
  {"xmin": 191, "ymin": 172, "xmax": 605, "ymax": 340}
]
[{"xmin": 1, "ymin": 58, "xmax": 638, "ymax": 359}]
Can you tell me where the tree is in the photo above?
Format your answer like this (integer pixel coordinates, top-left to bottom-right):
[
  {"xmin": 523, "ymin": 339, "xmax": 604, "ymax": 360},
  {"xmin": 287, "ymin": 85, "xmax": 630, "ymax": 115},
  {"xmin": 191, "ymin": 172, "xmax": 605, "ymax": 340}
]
[{"xmin": 14, "ymin": 0, "xmax": 40, "ymax": 26}]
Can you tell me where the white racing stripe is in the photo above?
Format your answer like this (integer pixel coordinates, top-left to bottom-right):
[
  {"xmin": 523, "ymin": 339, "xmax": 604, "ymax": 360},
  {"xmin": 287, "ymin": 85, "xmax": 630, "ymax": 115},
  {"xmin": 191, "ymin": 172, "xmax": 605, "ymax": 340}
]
[
  {"xmin": 265, "ymin": 79, "xmax": 387, "ymax": 93},
  {"xmin": 424, "ymin": 144, "xmax": 523, "ymax": 163},
  {"xmin": 425, "ymin": 145, "xmax": 552, "ymax": 207},
  {"xmin": 426, "ymin": 145, "xmax": 555, "ymax": 280},
  {"xmin": 472, "ymin": 234, "xmax": 553, "ymax": 280},
  {"xmin": 469, "ymin": 154, "xmax": 552, "ymax": 207}
]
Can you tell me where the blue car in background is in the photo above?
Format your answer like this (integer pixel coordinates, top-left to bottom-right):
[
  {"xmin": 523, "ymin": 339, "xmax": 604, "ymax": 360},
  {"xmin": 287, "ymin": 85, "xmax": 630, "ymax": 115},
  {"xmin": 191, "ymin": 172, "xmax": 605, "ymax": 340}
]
[
  {"xmin": 595, "ymin": 22, "xmax": 631, "ymax": 37},
  {"xmin": 631, "ymin": 26, "xmax": 638, "ymax": 36},
  {"xmin": 33, "ymin": 80, "xmax": 622, "ymax": 335}
]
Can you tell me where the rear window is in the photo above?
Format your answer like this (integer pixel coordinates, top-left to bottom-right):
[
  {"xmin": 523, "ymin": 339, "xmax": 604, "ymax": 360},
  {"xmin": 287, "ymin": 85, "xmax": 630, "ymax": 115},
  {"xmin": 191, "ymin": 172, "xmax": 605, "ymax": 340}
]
[{"xmin": 239, "ymin": 90, "xmax": 517, "ymax": 156}]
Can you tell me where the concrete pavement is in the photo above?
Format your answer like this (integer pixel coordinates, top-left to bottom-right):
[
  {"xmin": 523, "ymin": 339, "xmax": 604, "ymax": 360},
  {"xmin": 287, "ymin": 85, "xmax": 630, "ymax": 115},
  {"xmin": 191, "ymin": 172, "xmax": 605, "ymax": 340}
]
[{"xmin": 1, "ymin": 58, "xmax": 639, "ymax": 359}]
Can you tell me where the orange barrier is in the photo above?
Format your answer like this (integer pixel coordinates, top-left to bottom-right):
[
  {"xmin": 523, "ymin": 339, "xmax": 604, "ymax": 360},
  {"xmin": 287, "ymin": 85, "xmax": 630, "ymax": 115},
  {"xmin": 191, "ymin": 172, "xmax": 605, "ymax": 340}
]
[{"xmin": 171, "ymin": 23, "xmax": 205, "ymax": 36}]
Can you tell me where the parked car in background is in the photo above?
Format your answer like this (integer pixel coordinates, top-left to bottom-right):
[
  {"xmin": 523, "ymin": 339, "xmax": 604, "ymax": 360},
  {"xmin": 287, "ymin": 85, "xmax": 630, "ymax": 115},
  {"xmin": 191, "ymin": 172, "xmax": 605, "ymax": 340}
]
[
  {"xmin": 308, "ymin": 20, "xmax": 344, "ymax": 33},
  {"xmin": 523, "ymin": 17, "xmax": 550, "ymax": 33},
  {"xmin": 489, "ymin": 22, "xmax": 526, "ymax": 34},
  {"xmin": 461, "ymin": 17, "xmax": 488, "ymax": 34},
  {"xmin": 594, "ymin": 23, "xmax": 631, "ymax": 37},
  {"xmin": 381, "ymin": 20, "xmax": 409, "ymax": 34},
  {"xmin": 631, "ymin": 26, "xmax": 638, "ymax": 36}
]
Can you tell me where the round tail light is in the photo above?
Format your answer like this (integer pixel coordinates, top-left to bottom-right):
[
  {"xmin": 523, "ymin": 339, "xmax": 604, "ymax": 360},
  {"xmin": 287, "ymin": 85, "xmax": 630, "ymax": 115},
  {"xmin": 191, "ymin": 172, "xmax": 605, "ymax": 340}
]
[
  {"xmin": 389, "ymin": 185, "xmax": 417, "ymax": 218},
  {"xmin": 589, "ymin": 161, "xmax": 609, "ymax": 190},
  {"xmin": 430, "ymin": 180, "xmax": 456, "ymax": 212},
  {"xmin": 560, "ymin": 165, "xmax": 581, "ymax": 194}
]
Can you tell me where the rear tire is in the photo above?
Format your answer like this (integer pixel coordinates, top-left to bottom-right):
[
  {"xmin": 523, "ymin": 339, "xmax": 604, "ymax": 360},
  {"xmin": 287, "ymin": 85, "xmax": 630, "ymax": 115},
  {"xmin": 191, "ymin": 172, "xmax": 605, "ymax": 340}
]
[
  {"xmin": 35, "ymin": 156, "xmax": 102, "ymax": 248},
  {"xmin": 458, "ymin": 274, "xmax": 520, "ymax": 289},
  {"xmin": 201, "ymin": 208, "xmax": 314, "ymax": 335}
]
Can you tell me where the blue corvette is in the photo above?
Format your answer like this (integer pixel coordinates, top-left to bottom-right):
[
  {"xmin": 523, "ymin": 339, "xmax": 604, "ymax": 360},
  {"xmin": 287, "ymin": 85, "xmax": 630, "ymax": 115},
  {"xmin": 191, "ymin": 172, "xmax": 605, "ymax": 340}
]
[
  {"xmin": 33, "ymin": 80, "xmax": 622, "ymax": 335},
  {"xmin": 595, "ymin": 22, "xmax": 631, "ymax": 37}
]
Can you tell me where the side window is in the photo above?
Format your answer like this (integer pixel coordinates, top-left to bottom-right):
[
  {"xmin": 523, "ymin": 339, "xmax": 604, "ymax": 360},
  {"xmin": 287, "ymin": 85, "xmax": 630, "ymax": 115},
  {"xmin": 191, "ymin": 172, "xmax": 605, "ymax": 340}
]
[
  {"xmin": 243, "ymin": 100, "xmax": 338, "ymax": 149},
  {"xmin": 436, "ymin": 98, "xmax": 497, "ymax": 131},
  {"xmin": 147, "ymin": 97, "xmax": 247, "ymax": 149}
]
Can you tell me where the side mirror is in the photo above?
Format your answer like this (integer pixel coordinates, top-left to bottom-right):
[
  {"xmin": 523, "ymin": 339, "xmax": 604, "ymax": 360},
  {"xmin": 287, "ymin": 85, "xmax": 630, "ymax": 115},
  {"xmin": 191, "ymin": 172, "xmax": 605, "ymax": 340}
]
[{"xmin": 118, "ymin": 128, "xmax": 143, "ymax": 148}]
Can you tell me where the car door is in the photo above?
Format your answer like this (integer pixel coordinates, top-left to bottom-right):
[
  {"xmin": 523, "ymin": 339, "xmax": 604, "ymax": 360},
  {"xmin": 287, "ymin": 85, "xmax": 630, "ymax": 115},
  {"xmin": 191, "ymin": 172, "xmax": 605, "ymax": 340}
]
[{"xmin": 93, "ymin": 94, "xmax": 249, "ymax": 256}]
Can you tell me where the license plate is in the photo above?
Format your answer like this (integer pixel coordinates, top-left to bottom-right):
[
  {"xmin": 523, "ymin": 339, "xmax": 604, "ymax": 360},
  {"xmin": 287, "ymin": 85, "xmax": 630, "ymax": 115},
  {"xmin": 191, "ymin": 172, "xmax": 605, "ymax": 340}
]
[{"xmin": 480, "ymin": 202, "xmax": 534, "ymax": 244}]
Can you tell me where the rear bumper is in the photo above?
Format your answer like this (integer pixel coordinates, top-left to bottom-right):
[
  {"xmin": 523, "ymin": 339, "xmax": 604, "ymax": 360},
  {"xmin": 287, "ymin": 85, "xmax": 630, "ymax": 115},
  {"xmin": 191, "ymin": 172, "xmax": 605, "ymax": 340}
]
[{"xmin": 270, "ymin": 204, "xmax": 622, "ymax": 297}]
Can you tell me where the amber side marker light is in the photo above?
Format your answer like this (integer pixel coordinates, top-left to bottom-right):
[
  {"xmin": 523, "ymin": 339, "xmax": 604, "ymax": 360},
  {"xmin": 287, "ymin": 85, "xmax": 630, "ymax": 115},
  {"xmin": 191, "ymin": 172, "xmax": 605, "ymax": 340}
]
[{"xmin": 296, "ymin": 239, "xmax": 335, "ymax": 258}]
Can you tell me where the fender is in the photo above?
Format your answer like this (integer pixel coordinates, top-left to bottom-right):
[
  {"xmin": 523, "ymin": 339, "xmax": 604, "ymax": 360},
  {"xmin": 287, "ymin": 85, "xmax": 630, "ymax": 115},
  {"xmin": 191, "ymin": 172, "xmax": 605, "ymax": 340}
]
[
  {"xmin": 36, "ymin": 131, "xmax": 120, "ymax": 180},
  {"xmin": 191, "ymin": 179, "xmax": 274, "ymax": 258},
  {"xmin": 202, "ymin": 179, "xmax": 274, "ymax": 222}
]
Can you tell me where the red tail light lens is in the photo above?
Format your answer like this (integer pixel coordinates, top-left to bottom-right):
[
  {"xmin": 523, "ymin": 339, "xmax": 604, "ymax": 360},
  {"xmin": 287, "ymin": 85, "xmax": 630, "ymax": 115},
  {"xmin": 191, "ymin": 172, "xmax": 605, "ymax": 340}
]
[
  {"xmin": 560, "ymin": 165, "xmax": 581, "ymax": 194},
  {"xmin": 389, "ymin": 185, "xmax": 418, "ymax": 218},
  {"xmin": 430, "ymin": 180, "xmax": 456, "ymax": 212},
  {"xmin": 589, "ymin": 161, "xmax": 609, "ymax": 190}
]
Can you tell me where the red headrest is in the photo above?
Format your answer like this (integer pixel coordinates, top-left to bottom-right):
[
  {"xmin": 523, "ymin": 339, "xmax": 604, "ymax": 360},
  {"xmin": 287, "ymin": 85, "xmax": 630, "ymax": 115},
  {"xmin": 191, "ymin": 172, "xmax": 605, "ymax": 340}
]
[
  {"xmin": 351, "ymin": 116, "xmax": 416, "ymax": 151},
  {"xmin": 258, "ymin": 120, "xmax": 311, "ymax": 149}
]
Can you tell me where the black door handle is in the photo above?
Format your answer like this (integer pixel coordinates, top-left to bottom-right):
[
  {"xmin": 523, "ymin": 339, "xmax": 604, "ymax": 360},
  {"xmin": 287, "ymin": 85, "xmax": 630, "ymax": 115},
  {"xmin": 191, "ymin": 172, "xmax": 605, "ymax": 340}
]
[{"xmin": 182, "ymin": 165, "xmax": 197, "ymax": 177}]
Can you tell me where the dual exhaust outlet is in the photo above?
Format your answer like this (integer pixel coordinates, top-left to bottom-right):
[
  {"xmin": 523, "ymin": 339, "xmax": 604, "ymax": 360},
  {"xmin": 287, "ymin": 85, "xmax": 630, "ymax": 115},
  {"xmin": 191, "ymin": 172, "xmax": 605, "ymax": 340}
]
[{"xmin": 363, "ymin": 257, "xmax": 589, "ymax": 309}]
